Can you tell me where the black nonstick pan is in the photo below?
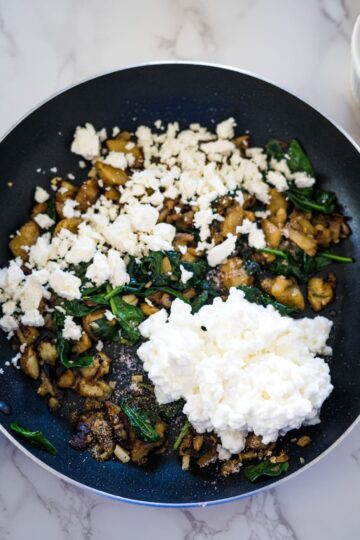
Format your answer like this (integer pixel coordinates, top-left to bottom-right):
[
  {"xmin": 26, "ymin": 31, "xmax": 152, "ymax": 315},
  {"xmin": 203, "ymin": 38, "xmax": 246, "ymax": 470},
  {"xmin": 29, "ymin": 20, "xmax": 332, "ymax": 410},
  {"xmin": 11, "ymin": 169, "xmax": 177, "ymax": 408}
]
[{"xmin": 0, "ymin": 62, "xmax": 359, "ymax": 507}]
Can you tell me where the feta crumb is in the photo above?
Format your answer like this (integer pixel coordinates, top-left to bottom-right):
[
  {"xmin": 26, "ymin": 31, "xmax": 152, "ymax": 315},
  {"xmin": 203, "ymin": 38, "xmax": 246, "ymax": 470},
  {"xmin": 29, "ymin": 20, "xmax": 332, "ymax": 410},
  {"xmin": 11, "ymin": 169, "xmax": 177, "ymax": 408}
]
[
  {"xmin": 63, "ymin": 199, "xmax": 80, "ymax": 218},
  {"xmin": 112, "ymin": 126, "xmax": 120, "ymax": 137},
  {"xmin": 62, "ymin": 316, "xmax": 82, "ymax": 341},
  {"xmin": 49, "ymin": 268, "xmax": 81, "ymax": 300},
  {"xmin": 267, "ymin": 170, "xmax": 288, "ymax": 192},
  {"xmin": 237, "ymin": 219, "xmax": 266, "ymax": 249},
  {"xmin": 103, "ymin": 151, "xmax": 128, "ymax": 170},
  {"xmin": 34, "ymin": 186, "xmax": 50, "ymax": 203},
  {"xmin": 50, "ymin": 166, "xmax": 58, "ymax": 173},
  {"xmin": 11, "ymin": 353, "xmax": 21, "ymax": 369},
  {"xmin": 292, "ymin": 172, "xmax": 316, "ymax": 189},
  {"xmin": 180, "ymin": 265, "xmax": 193, "ymax": 284},
  {"xmin": 96, "ymin": 340, "xmax": 104, "ymax": 351},
  {"xmin": 71, "ymin": 123, "xmax": 100, "ymax": 160},
  {"xmin": 78, "ymin": 160, "xmax": 86, "ymax": 169},
  {"xmin": 34, "ymin": 213, "xmax": 55, "ymax": 229},
  {"xmin": 67, "ymin": 173, "xmax": 75, "ymax": 180},
  {"xmin": 104, "ymin": 310, "xmax": 116, "ymax": 321},
  {"xmin": 207, "ymin": 235, "xmax": 237, "ymax": 267},
  {"xmin": 97, "ymin": 128, "xmax": 108, "ymax": 142},
  {"xmin": 216, "ymin": 117, "xmax": 236, "ymax": 139},
  {"xmin": 0, "ymin": 315, "xmax": 18, "ymax": 332}
]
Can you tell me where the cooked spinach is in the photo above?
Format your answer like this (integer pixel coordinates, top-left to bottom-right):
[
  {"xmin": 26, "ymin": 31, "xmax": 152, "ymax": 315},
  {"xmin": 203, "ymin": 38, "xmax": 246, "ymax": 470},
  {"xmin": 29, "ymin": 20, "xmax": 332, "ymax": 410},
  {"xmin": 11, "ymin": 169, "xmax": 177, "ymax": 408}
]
[
  {"xmin": 45, "ymin": 198, "xmax": 57, "ymax": 224},
  {"xmin": 244, "ymin": 460, "xmax": 289, "ymax": 482},
  {"xmin": 127, "ymin": 251, "xmax": 208, "ymax": 290},
  {"xmin": 243, "ymin": 252, "xmax": 262, "ymax": 276},
  {"xmin": 265, "ymin": 138, "xmax": 286, "ymax": 160},
  {"xmin": 286, "ymin": 184, "xmax": 337, "ymax": 214},
  {"xmin": 107, "ymin": 288, "xmax": 144, "ymax": 344},
  {"xmin": 10, "ymin": 423, "xmax": 57, "ymax": 455},
  {"xmin": 90, "ymin": 317, "xmax": 119, "ymax": 341},
  {"xmin": 58, "ymin": 338, "xmax": 93, "ymax": 368},
  {"xmin": 159, "ymin": 399, "xmax": 185, "ymax": 421},
  {"xmin": 173, "ymin": 420, "xmax": 191, "ymax": 450},
  {"xmin": 62, "ymin": 299, "xmax": 99, "ymax": 317},
  {"xmin": 287, "ymin": 139, "xmax": 314, "ymax": 176},
  {"xmin": 238, "ymin": 285, "xmax": 299, "ymax": 316},
  {"xmin": 259, "ymin": 248, "xmax": 353, "ymax": 282},
  {"xmin": 191, "ymin": 291, "xmax": 209, "ymax": 313},
  {"xmin": 121, "ymin": 403, "xmax": 160, "ymax": 442},
  {"xmin": 53, "ymin": 310, "xmax": 93, "ymax": 368}
]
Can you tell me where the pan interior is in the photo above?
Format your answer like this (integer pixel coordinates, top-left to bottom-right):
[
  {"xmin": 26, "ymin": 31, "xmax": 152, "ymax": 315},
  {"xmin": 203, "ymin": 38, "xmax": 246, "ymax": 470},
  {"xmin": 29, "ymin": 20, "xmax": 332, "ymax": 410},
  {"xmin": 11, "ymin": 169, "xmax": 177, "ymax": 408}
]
[{"xmin": 0, "ymin": 63, "xmax": 359, "ymax": 505}]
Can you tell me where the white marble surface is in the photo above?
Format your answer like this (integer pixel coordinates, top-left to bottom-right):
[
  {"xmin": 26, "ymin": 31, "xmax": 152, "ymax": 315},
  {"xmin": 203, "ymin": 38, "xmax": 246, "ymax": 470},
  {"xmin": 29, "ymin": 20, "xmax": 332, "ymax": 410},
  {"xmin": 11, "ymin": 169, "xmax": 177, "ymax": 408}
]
[{"xmin": 0, "ymin": 0, "xmax": 360, "ymax": 538}]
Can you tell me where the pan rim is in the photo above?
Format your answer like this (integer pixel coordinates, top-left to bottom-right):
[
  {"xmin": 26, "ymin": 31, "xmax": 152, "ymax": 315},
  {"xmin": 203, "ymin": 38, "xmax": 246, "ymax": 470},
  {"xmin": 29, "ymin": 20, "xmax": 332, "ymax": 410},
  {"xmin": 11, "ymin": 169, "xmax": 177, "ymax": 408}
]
[{"xmin": 0, "ymin": 60, "xmax": 359, "ymax": 508}]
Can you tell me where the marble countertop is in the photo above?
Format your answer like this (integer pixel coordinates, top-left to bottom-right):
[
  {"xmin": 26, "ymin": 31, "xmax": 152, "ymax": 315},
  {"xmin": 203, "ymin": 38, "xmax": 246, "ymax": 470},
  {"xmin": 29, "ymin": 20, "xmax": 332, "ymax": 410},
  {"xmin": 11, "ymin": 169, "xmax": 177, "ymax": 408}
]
[{"xmin": 1, "ymin": 1, "xmax": 360, "ymax": 538}]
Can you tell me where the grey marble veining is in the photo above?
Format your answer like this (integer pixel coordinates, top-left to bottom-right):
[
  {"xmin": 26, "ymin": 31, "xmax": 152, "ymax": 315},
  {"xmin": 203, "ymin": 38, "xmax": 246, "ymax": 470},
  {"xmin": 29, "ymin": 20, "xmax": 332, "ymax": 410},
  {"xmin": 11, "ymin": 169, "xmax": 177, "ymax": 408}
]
[{"xmin": 0, "ymin": 1, "xmax": 360, "ymax": 539}]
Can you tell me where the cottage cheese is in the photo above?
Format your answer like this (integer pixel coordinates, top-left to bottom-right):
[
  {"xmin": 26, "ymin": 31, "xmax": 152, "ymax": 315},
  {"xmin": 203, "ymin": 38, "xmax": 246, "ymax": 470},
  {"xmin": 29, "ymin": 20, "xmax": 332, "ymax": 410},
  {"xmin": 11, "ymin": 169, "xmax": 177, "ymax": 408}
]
[{"xmin": 138, "ymin": 288, "xmax": 333, "ymax": 454}]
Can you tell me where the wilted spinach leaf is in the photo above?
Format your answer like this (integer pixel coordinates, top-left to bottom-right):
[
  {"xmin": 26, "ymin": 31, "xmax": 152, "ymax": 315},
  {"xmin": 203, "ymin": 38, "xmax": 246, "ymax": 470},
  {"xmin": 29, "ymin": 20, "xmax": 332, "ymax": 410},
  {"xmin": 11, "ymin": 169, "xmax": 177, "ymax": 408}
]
[
  {"xmin": 287, "ymin": 139, "xmax": 314, "ymax": 176},
  {"xmin": 121, "ymin": 403, "xmax": 160, "ymax": 442},
  {"xmin": 10, "ymin": 423, "xmax": 57, "ymax": 455},
  {"xmin": 265, "ymin": 138, "xmax": 286, "ymax": 160},
  {"xmin": 238, "ymin": 285, "xmax": 299, "ymax": 316},
  {"xmin": 90, "ymin": 317, "xmax": 119, "ymax": 341},
  {"xmin": 108, "ymin": 290, "xmax": 144, "ymax": 344},
  {"xmin": 244, "ymin": 461, "xmax": 289, "ymax": 482}
]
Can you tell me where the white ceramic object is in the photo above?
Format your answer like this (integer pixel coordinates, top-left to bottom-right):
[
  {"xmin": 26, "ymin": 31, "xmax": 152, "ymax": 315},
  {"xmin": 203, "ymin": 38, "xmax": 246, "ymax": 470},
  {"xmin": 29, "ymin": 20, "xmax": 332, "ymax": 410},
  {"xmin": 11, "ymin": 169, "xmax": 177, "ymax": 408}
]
[{"xmin": 350, "ymin": 16, "xmax": 360, "ymax": 111}]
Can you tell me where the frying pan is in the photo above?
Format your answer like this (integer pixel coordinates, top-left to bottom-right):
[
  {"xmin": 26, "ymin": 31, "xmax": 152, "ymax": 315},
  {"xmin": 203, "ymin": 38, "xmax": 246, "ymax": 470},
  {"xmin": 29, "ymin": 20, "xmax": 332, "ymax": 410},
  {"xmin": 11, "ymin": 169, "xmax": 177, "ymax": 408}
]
[{"xmin": 0, "ymin": 62, "xmax": 359, "ymax": 507}]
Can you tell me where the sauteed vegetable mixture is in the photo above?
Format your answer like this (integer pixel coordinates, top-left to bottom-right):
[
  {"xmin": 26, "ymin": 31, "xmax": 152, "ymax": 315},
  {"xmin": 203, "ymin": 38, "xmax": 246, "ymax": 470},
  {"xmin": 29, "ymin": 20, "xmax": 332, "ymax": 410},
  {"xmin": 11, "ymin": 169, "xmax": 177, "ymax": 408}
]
[{"xmin": 0, "ymin": 118, "xmax": 352, "ymax": 481}]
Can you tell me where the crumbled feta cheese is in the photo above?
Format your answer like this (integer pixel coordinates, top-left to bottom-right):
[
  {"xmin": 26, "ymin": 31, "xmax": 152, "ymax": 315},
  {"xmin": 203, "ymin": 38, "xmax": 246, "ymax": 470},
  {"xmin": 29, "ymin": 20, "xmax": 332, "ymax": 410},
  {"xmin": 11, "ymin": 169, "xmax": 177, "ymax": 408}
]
[
  {"xmin": 50, "ymin": 166, "xmax": 58, "ymax": 173},
  {"xmin": 21, "ymin": 308, "xmax": 44, "ymax": 327},
  {"xmin": 34, "ymin": 186, "xmax": 50, "ymax": 203},
  {"xmin": 180, "ymin": 265, "xmax": 193, "ymax": 284},
  {"xmin": 112, "ymin": 126, "xmax": 120, "ymax": 137},
  {"xmin": 78, "ymin": 160, "xmax": 86, "ymax": 169},
  {"xmin": 96, "ymin": 340, "xmax": 104, "ymax": 351},
  {"xmin": 267, "ymin": 170, "xmax": 288, "ymax": 192},
  {"xmin": 62, "ymin": 316, "xmax": 82, "ymax": 341},
  {"xmin": 104, "ymin": 310, "xmax": 116, "ymax": 321},
  {"xmin": 11, "ymin": 353, "xmax": 21, "ymax": 369},
  {"xmin": 97, "ymin": 128, "xmax": 108, "ymax": 142},
  {"xmin": 65, "ymin": 237, "xmax": 96, "ymax": 265},
  {"xmin": 103, "ymin": 151, "xmax": 128, "ymax": 170},
  {"xmin": 216, "ymin": 117, "xmax": 236, "ymax": 139},
  {"xmin": 34, "ymin": 213, "xmax": 55, "ymax": 229},
  {"xmin": 62, "ymin": 199, "xmax": 80, "ymax": 218},
  {"xmin": 0, "ymin": 315, "xmax": 18, "ymax": 332},
  {"xmin": 292, "ymin": 172, "xmax": 316, "ymax": 189},
  {"xmin": 237, "ymin": 219, "xmax": 266, "ymax": 249},
  {"xmin": 85, "ymin": 250, "xmax": 129, "ymax": 288},
  {"xmin": 71, "ymin": 123, "xmax": 100, "ymax": 160},
  {"xmin": 138, "ymin": 288, "xmax": 333, "ymax": 453},
  {"xmin": 49, "ymin": 268, "xmax": 81, "ymax": 300},
  {"xmin": 207, "ymin": 235, "xmax": 237, "ymax": 267}
]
